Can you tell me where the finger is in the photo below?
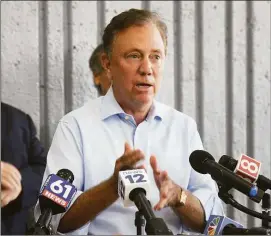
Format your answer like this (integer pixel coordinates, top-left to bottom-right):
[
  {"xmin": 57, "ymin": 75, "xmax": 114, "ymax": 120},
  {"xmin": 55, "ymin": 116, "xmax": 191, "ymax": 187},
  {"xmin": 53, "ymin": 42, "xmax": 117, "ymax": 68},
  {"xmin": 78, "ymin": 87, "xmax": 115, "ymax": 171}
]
[
  {"xmin": 1, "ymin": 191, "xmax": 13, "ymax": 207},
  {"xmin": 159, "ymin": 170, "xmax": 169, "ymax": 182},
  {"xmin": 154, "ymin": 194, "xmax": 168, "ymax": 210},
  {"xmin": 154, "ymin": 181, "xmax": 170, "ymax": 210},
  {"xmin": 4, "ymin": 162, "xmax": 22, "ymax": 181},
  {"xmin": 2, "ymin": 167, "xmax": 22, "ymax": 190},
  {"xmin": 2, "ymin": 163, "xmax": 21, "ymax": 187},
  {"xmin": 1, "ymin": 198, "xmax": 9, "ymax": 208},
  {"xmin": 150, "ymin": 155, "xmax": 160, "ymax": 175},
  {"xmin": 1, "ymin": 190, "xmax": 9, "ymax": 201},
  {"xmin": 124, "ymin": 142, "xmax": 133, "ymax": 154},
  {"xmin": 1, "ymin": 175, "xmax": 18, "ymax": 190},
  {"xmin": 121, "ymin": 149, "xmax": 145, "ymax": 168}
]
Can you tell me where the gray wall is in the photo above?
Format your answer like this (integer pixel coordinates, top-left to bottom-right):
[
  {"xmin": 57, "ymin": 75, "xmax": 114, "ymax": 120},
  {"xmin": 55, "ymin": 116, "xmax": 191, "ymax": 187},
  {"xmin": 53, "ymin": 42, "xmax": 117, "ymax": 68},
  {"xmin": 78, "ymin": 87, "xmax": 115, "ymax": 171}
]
[{"xmin": 1, "ymin": 1, "xmax": 270, "ymax": 228}]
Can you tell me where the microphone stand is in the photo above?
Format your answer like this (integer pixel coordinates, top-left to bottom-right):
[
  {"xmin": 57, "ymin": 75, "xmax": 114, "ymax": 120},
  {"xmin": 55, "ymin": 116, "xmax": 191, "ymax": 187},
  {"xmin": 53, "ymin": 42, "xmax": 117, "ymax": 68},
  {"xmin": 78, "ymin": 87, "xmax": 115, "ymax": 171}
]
[
  {"xmin": 262, "ymin": 193, "xmax": 271, "ymax": 228},
  {"xmin": 130, "ymin": 188, "xmax": 173, "ymax": 235},
  {"xmin": 31, "ymin": 208, "xmax": 53, "ymax": 235},
  {"xmin": 135, "ymin": 210, "xmax": 146, "ymax": 235},
  {"xmin": 222, "ymin": 225, "xmax": 271, "ymax": 235},
  {"xmin": 217, "ymin": 184, "xmax": 271, "ymax": 222}
]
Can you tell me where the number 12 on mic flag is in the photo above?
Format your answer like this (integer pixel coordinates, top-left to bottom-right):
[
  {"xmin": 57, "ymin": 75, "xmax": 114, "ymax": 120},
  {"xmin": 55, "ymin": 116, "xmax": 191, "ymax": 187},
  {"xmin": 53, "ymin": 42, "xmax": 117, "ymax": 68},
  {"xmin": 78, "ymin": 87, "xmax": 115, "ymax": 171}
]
[
  {"xmin": 234, "ymin": 154, "xmax": 261, "ymax": 184},
  {"xmin": 118, "ymin": 169, "xmax": 150, "ymax": 207}
]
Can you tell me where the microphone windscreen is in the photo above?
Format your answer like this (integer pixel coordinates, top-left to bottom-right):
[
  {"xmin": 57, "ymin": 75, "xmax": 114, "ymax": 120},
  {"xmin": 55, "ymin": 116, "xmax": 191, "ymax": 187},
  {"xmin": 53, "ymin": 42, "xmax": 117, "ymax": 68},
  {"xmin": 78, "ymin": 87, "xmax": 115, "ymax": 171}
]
[{"xmin": 189, "ymin": 150, "xmax": 215, "ymax": 174}]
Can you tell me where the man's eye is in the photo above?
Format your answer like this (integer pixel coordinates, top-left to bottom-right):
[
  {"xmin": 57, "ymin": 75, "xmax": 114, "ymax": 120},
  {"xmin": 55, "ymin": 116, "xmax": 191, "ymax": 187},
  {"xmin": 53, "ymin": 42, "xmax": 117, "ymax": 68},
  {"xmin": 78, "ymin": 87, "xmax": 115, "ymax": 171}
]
[
  {"xmin": 150, "ymin": 54, "xmax": 161, "ymax": 60},
  {"xmin": 155, "ymin": 55, "xmax": 160, "ymax": 60},
  {"xmin": 128, "ymin": 54, "xmax": 140, "ymax": 59}
]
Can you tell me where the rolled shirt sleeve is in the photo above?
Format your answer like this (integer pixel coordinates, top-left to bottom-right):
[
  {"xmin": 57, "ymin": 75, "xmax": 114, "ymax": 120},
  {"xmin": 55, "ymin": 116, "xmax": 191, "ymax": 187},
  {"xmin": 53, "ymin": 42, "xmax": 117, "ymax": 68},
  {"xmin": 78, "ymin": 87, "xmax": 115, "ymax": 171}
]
[{"xmin": 34, "ymin": 115, "xmax": 90, "ymax": 234}]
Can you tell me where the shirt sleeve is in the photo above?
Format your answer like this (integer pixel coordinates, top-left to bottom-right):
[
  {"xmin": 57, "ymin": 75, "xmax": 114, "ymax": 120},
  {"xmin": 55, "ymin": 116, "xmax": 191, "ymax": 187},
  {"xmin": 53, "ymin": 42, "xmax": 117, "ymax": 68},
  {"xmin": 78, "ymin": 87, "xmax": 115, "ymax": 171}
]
[
  {"xmin": 33, "ymin": 115, "xmax": 90, "ymax": 235},
  {"xmin": 186, "ymin": 120, "xmax": 225, "ymax": 223}
]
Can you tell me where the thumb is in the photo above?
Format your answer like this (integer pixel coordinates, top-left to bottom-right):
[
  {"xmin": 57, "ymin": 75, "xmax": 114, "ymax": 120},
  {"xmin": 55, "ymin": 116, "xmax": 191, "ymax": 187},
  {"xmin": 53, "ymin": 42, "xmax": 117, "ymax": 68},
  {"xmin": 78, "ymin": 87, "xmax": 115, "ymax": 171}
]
[{"xmin": 124, "ymin": 142, "xmax": 132, "ymax": 154}]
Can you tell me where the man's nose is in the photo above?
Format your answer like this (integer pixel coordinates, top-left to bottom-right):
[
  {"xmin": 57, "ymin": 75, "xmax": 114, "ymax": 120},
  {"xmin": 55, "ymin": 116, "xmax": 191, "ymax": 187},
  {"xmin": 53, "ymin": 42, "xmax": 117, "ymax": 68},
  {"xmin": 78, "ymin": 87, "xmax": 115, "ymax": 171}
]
[{"xmin": 138, "ymin": 58, "xmax": 152, "ymax": 76}]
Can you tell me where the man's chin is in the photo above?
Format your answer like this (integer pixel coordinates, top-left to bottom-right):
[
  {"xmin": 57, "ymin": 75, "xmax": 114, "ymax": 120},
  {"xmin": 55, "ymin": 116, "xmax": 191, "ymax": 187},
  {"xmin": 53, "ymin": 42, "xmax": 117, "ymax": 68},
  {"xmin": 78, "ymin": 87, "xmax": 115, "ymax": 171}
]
[{"xmin": 133, "ymin": 95, "xmax": 154, "ymax": 107}]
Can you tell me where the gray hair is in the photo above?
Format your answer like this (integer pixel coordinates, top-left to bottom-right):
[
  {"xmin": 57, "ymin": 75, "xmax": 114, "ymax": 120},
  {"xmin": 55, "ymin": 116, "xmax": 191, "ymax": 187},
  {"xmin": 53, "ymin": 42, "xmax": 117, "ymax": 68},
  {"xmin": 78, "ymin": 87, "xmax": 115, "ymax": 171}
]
[{"xmin": 102, "ymin": 8, "xmax": 168, "ymax": 57}]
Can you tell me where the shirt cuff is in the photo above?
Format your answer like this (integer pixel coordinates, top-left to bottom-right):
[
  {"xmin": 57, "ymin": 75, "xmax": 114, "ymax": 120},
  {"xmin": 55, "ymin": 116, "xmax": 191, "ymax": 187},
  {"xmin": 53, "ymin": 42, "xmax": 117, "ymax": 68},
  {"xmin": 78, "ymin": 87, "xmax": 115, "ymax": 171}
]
[{"xmin": 192, "ymin": 189, "xmax": 224, "ymax": 221}]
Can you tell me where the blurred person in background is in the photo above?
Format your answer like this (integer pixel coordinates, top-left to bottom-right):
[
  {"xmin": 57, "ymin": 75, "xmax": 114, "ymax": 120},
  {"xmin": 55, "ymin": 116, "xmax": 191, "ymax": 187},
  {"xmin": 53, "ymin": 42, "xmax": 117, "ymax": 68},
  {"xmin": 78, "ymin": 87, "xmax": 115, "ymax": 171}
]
[
  {"xmin": 89, "ymin": 43, "xmax": 112, "ymax": 96},
  {"xmin": 1, "ymin": 102, "xmax": 47, "ymax": 234}
]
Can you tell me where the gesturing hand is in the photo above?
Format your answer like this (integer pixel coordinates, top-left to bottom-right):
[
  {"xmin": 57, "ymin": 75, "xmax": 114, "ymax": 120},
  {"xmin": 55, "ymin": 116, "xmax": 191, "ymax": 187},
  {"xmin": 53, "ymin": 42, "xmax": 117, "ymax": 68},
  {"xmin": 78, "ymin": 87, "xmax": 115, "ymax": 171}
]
[
  {"xmin": 1, "ymin": 161, "xmax": 22, "ymax": 207},
  {"xmin": 150, "ymin": 156, "xmax": 182, "ymax": 210},
  {"xmin": 113, "ymin": 142, "xmax": 146, "ymax": 183}
]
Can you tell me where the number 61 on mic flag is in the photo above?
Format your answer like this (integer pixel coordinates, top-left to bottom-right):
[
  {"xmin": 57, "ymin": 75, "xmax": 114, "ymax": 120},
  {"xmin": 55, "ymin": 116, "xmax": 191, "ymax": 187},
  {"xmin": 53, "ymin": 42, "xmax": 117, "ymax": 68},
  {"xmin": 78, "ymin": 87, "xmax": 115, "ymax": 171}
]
[
  {"xmin": 234, "ymin": 154, "xmax": 261, "ymax": 184},
  {"xmin": 39, "ymin": 174, "xmax": 77, "ymax": 213},
  {"xmin": 118, "ymin": 169, "xmax": 150, "ymax": 207}
]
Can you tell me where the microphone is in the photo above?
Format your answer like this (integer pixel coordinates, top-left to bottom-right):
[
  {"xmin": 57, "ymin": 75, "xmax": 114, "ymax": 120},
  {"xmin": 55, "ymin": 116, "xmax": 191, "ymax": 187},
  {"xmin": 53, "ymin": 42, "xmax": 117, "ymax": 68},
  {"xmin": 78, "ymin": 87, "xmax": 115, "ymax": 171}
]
[
  {"xmin": 33, "ymin": 169, "xmax": 77, "ymax": 235},
  {"xmin": 118, "ymin": 168, "xmax": 150, "ymax": 207},
  {"xmin": 219, "ymin": 154, "xmax": 271, "ymax": 191},
  {"xmin": 189, "ymin": 150, "xmax": 265, "ymax": 203},
  {"xmin": 204, "ymin": 215, "xmax": 271, "ymax": 235},
  {"xmin": 222, "ymin": 225, "xmax": 271, "ymax": 235},
  {"xmin": 118, "ymin": 169, "xmax": 173, "ymax": 235},
  {"xmin": 203, "ymin": 215, "xmax": 243, "ymax": 235}
]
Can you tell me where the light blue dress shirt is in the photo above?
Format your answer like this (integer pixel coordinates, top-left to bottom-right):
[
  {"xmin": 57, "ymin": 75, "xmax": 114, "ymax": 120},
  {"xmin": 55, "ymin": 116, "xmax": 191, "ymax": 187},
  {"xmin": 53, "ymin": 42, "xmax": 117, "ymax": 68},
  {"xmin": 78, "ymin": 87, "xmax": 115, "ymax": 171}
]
[{"xmin": 34, "ymin": 87, "xmax": 224, "ymax": 235}]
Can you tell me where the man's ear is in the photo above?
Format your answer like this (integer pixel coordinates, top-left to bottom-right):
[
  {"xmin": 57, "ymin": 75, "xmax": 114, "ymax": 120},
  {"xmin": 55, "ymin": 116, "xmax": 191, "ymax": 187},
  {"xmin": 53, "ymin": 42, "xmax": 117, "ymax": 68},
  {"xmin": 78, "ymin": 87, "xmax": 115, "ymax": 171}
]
[
  {"xmin": 94, "ymin": 75, "xmax": 101, "ymax": 86},
  {"xmin": 100, "ymin": 52, "xmax": 111, "ymax": 72}
]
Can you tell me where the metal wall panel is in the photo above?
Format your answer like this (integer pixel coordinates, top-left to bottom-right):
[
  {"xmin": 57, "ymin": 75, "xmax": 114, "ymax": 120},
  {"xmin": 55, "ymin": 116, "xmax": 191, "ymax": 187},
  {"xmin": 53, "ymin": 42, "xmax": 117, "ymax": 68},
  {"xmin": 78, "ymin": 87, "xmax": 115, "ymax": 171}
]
[{"xmin": 1, "ymin": 0, "xmax": 270, "ymax": 228}]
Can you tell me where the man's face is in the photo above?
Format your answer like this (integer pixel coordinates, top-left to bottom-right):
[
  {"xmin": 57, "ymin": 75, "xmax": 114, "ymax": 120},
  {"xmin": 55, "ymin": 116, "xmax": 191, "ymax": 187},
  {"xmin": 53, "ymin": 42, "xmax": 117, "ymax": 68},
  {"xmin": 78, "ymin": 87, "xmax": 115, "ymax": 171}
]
[{"xmin": 105, "ymin": 22, "xmax": 165, "ymax": 109}]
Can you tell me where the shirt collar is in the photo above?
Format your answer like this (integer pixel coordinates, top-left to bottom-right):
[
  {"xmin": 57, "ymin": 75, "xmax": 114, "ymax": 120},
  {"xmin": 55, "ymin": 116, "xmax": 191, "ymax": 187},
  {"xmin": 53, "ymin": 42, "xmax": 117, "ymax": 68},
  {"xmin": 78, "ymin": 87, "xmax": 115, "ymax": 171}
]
[{"xmin": 100, "ymin": 86, "xmax": 166, "ymax": 122}]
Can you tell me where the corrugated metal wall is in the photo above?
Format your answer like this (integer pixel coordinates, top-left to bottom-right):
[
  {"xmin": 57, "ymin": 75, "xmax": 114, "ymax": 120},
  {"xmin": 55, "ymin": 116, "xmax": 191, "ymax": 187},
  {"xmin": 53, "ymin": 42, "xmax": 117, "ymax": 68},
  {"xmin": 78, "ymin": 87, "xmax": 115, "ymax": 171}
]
[{"xmin": 1, "ymin": 1, "xmax": 270, "ymax": 228}]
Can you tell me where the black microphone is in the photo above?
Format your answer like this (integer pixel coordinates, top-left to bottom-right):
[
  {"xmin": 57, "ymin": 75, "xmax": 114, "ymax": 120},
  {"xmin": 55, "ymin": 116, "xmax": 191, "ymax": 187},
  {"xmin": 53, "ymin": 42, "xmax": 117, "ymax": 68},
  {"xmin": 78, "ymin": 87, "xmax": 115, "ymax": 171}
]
[
  {"xmin": 222, "ymin": 224, "xmax": 271, "ymax": 235},
  {"xmin": 129, "ymin": 189, "xmax": 173, "ymax": 235},
  {"xmin": 32, "ymin": 169, "xmax": 77, "ymax": 235},
  {"xmin": 189, "ymin": 150, "xmax": 265, "ymax": 203},
  {"xmin": 219, "ymin": 155, "xmax": 271, "ymax": 191},
  {"xmin": 118, "ymin": 169, "xmax": 173, "ymax": 235}
]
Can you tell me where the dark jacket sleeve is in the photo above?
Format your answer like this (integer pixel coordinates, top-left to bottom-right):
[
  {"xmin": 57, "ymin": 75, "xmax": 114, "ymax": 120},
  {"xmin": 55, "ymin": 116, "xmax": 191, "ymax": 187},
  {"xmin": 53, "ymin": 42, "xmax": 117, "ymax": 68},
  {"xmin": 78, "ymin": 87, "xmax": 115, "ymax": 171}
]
[{"xmin": 16, "ymin": 114, "xmax": 47, "ymax": 210}]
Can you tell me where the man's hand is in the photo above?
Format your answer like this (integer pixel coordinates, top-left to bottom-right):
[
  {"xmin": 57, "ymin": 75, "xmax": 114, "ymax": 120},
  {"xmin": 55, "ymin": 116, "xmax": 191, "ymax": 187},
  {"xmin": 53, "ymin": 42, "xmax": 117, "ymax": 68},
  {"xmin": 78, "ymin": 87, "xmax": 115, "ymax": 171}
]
[
  {"xmin": 150, "ymin": 156, "xmax": 206, "ymax": 232},
  {"xmin": 150, "ymin": 155, "xmax": 181, "ymax": 210},
  {"xmin": 112, "ymin": 142, "xmax": 146, "ymax": 185},
  {"xmin": 1, "ymin": 161, "xmax": 22, "ymax": 207}
]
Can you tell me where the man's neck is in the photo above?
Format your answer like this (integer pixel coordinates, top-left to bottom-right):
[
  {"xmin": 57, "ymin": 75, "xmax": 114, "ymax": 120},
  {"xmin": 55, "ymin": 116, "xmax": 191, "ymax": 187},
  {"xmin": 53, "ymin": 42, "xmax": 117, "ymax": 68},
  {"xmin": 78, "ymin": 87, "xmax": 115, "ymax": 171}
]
[
  {"xmin": 125, "ymin": 107, "xmax": 150, "ymax": 125},
  {"xmin": 112, "ymin": 88, "xmax": 153, "ymax": 125},
  {"xmin": 118, "ymin": 101, "xmax": 152, "ymax": 125}
]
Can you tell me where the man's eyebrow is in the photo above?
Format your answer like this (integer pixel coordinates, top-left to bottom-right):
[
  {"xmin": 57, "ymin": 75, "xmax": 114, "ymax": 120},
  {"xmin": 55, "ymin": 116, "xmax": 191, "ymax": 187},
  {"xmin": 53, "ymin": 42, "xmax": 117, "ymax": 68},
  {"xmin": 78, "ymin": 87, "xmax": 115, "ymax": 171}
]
[
  {"xmin": 125, "ymin": 48, "xmax": 143, "ymax": 53},
  {"xmin": 125, "ymin": 49, "xmax": 162, "ymax": 54},
  {"xmin": 152, "ymin": 49, "xmax": 162, "ymax": 54}
]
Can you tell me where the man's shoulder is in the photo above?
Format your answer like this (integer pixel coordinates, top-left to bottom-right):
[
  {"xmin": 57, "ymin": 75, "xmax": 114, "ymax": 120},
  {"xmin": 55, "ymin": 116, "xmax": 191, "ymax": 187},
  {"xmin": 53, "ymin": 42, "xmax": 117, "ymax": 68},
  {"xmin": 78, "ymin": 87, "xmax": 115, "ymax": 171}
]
[
  {"xmin": 59, "ymin": 97, "xmax": 102, "ymax": 124},
  {"xmin": 155, "ymin": 101, "xmax": 197, "ymax": 126}
]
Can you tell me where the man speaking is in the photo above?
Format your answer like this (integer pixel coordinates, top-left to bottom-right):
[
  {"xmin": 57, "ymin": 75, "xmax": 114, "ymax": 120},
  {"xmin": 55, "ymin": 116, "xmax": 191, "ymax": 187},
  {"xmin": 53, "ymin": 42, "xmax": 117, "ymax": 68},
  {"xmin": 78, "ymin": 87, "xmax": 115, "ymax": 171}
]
[{"xmin": 34, "ymin": 8, "xmax": 224, "ymax": 235}]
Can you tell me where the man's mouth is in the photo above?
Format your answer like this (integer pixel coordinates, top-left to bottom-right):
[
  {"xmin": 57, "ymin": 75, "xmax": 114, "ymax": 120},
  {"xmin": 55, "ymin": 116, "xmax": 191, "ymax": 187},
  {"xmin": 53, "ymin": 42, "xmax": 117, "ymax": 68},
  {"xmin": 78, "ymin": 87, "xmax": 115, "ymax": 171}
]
[{"xmin": 136, "ymin": 83, "xmax": 153, "ymax": 88}]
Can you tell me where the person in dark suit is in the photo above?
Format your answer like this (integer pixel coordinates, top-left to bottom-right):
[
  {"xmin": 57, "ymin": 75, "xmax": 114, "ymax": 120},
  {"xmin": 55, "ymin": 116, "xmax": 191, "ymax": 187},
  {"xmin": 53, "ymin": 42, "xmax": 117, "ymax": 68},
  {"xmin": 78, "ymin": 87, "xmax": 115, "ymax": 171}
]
[{"xmin": 1, "ymin": 102, "xmax": 47, "ymax": 235}]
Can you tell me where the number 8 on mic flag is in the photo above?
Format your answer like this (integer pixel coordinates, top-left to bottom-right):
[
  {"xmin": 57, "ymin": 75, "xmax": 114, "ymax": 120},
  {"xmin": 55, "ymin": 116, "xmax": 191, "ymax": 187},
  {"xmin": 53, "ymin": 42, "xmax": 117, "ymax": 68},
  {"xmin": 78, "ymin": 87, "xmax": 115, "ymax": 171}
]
[{"xmin": 234, "ymin": 154, "xmax": 261, "ymax": 184}]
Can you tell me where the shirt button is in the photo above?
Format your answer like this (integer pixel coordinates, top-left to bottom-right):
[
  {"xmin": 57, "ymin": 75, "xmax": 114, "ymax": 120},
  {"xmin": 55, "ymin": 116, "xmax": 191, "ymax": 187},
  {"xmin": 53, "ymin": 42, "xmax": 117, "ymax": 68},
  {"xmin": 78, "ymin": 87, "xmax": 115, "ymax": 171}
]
[{"xmin": 125, "ymin": 116, "xmax": 129, "ymax": 120}]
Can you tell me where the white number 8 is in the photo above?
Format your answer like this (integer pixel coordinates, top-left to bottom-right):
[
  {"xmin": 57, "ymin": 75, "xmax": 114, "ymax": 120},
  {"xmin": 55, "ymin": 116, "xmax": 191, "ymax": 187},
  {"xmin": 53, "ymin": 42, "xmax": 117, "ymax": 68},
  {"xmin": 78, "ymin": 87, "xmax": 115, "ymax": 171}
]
[{"xmin": 240, "ymin": 159, "xmax": 258, "ymax": 174}]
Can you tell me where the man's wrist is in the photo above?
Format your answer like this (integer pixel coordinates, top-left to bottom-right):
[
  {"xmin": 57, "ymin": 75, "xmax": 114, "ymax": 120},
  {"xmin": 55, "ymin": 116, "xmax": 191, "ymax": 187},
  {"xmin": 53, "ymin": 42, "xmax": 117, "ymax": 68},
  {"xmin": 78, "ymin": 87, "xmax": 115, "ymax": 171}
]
[
  {"xmin": 173, "ymin": 187, "xmax": 187, "ymax": 208},
  {"xmin": 108, "ymin": 175, "xmax": 119, "ymax": 197}
]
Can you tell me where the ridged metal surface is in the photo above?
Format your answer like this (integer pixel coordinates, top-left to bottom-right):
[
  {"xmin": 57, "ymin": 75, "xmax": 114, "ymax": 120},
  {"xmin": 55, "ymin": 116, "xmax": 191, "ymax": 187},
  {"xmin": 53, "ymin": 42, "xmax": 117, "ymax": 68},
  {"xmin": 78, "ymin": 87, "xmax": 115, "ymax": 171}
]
[{"xmin": 1, "ymin": 1, "xmax": 270, "ymax": 228}]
